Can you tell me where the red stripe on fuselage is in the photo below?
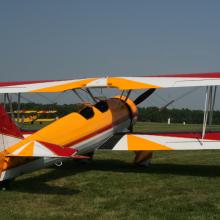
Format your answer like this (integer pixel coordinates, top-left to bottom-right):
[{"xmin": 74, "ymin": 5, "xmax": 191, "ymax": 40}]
[{"xmin": 63, "ymin": 115, "xmax": 130, "ymax": 148}]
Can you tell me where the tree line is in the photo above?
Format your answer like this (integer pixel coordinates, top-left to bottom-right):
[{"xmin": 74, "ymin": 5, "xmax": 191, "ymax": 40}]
[
  {"xmin": 138, "ymin": 107, "xmax": 219, "ymax": 124},
  {"xmin": 5, "ymin": 102, "xmax": 220, "ymax": 124}
]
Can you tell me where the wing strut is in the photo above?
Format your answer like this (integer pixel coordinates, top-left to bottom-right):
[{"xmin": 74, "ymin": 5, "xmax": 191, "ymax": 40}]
[
  {"xmin": 202, "ymin": 87, "xmax": 209, "ymax": 139},
  {"xmin": 202, "ymin": 86, "xmax": 217, "ymax": 139},
  {"xmin": 72, "ymin": 89, "xmax": 86, "ymax": 103},
  {"xmin": 5, "ymin": 94, "xmax": 15, "ymax": 122},
  {"xmin": 3, "ymin": 94, "xmax": 6, "ymax": 108},
  {"xmin": 119, "ymin": 90, "xmax": 132, "ymax": 102},
  {"xmin": 17, "ymin": 93, "xmax": 21, "ymax": 124},
  {"xmin": 209, "ymin": 86, "xmax": 217, "ymax": 125},
  {"xmin": 124, "ymin": 90, "xmax": 132, "ymax": 102},
  {"xmin": 85, "ymin": 88, "xmax": 98, "ymax": 103}
]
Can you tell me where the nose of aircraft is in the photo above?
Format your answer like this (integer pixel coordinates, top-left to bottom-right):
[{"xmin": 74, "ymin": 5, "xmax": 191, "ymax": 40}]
[
  {"xmin": 113, "ymin": 96, "xmax": 138, "ymax": 122},
  {"xmin": 124, "ymin": 97, "xmax": 138, "ymax": 121}
]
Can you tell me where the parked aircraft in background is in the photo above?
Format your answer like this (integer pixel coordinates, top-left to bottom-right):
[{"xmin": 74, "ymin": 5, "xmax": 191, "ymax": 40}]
[{"xmin": 13, "ymin": 110, "xmax": 58, "ymax": 124}]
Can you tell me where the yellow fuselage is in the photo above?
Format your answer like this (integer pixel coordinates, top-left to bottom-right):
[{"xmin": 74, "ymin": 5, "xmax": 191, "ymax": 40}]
[{"xmin": 0, "ymin": 97, "xmax": 138, "ymax": 180}]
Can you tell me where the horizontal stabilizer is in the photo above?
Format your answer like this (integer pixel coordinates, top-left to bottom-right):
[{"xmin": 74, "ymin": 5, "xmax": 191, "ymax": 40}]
[{"xmin": 6, "ymin": 140, "xmax": 77, "ymax": 158}]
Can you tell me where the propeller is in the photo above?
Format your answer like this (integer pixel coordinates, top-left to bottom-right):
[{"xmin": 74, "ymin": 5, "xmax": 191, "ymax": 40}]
[{"xmin": 134, "ymin": 88, "xmax": 156, "ymax": 105}]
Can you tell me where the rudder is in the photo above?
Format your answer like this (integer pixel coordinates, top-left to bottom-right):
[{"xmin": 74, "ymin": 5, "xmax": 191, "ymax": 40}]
[{"xmin": 0, "ymin": 104, "xmax": 23, "ymax": 150}]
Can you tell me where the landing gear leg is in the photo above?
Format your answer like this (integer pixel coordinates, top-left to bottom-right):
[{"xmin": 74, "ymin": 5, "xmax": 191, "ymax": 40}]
[{"xmin": 134, "ymin": 151, "xmax": 153, "ymax": 167}]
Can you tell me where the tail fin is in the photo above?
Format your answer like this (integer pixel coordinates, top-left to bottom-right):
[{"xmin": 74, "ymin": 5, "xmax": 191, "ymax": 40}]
[{"xmin": 0, "ymin": 104, "xmax": 23, "ymax": 150}]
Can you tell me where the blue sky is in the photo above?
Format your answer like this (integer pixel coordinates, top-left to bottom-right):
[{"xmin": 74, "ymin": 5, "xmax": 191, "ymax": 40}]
[{"xmin": 1, "ymin": 0, "xmax": 220, "ymax": 109}]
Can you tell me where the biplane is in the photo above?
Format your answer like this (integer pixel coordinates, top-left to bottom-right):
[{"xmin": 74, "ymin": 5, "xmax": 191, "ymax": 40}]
[
  {"xmin": 0, "ymin": 72, "xmax": 220, "ymax": 189},
  {"xmin": 13, "ymin": 110, "xmax": 58, "ymax": 124}
]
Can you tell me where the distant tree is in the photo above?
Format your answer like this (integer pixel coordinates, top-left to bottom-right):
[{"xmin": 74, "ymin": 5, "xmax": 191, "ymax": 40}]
[{"xmin": 138, "ymin": 107, "xmax": 220, "ymax": 124}]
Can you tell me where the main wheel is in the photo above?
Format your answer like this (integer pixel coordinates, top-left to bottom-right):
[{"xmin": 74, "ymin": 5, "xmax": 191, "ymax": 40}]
[{"xmin": 0, "ymin": 179, "xmax": 14, "ymax": 191}]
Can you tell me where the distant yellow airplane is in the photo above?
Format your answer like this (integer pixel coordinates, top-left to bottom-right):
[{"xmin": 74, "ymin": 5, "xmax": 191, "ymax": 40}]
[
  {"xmin": 13, "ymin": 110, "xmax": 57, "ymax": 124},
  {"xmin": 0, "ymin": 72, "xmax": 220, "ymax": 188},
  {"xmin": 35, "ymin": 110, "xmax": 58, "ymax": 124},
  {"xmin": 14, "ymin": 110, "xmax": 37, "ymax": 123}
]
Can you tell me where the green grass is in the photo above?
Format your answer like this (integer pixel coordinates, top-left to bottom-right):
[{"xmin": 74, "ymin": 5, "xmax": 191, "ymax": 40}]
[
  {"xmin": 135, "ymin": 121, "xmax": 220, "ymax": 132},
  {"xmin": 1, "ymin": 122, "xmax": 220, "ymax": 220}
]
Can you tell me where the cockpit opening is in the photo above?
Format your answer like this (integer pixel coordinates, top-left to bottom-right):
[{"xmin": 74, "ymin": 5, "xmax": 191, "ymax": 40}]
[{"xmin": 79, "ymin": 107, "xmax": 94, "ymax": 119}]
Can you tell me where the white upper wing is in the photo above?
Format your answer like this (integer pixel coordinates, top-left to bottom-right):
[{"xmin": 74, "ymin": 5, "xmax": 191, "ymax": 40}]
[{"xmin": 0, "ymin": 72, "xmax": 220, "ymax": 93}]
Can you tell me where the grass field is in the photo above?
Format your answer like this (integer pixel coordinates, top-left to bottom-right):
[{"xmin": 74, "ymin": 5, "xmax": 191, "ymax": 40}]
[
  {"xmin": 2, "ymin": 122, "xmax": 220, "ymax": 220},
  {"xmin": 135, "ymin": 121, "xmax": 220, "ymax": 132}
]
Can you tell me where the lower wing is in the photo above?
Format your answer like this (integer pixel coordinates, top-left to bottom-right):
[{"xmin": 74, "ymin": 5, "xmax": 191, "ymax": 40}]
[
  {"xmin": 5, "ymin": 140, "xmax": 89, "ymax": 159},
  {"xmin": 99, "ymin": 132, "xmax": 220, "ymax": 151}
]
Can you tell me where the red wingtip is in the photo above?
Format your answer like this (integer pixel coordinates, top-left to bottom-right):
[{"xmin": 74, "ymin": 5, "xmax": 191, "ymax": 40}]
[{"xmin": 0, "ymin": 104, "xmax": 23, "ymax": 138}]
